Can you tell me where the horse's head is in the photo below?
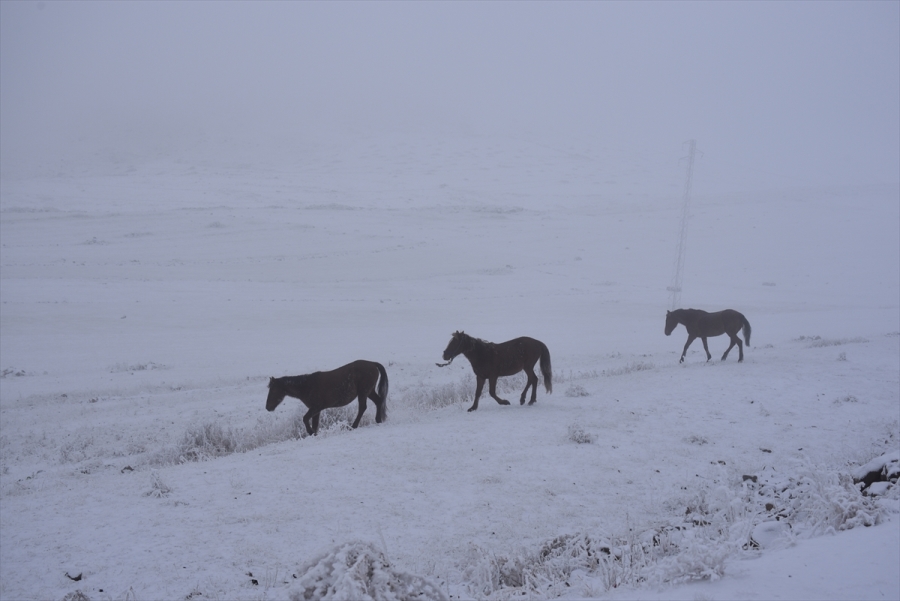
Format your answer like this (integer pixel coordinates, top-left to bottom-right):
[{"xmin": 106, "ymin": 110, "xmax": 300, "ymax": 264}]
[
  {"xmin": 664, "ymin": 310, "xmax": 679, "ymax": 336},
  {"xmin": 441, "ymin": 330, "xmax": 472, "ymax": 363},
  {"xmin": 266, "ymin": 377, "xmax": 287, "ymax": 411}
]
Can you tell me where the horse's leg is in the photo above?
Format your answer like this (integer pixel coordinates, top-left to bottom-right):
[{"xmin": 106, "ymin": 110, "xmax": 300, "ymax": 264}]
[
  {"xmin": 736, "ymin": 335, "xmax": 744, "ymax": 362},
  {"xmin": 681, "ymin": 334, "xmax": 697, "ymax": 363},
  {"xmin": 351, "ymin": 393, "xmax": 367, "ymax": 428},
  {"xmin": 520, "ymin": 366, "xmax": 534, "ymax": 405},
  {"xmin": 312, "ymin": 412, "xmax": 320, "ymax": 434},
  {"xmin": 303, "ymin": 409, "xmax": 317, "ymax": 436},
  {"xmin": 524, "ymin": 365, "xmax": 538, "ymax": 405},
  {"xmin": 488, "ymin": 377, "xmax": 510, "ymax": 406},
  {"xmin": 468, "ymin": 377, "xmax": 486, "ymax": 412},
  {"xmin": 701, "ymin": 337, "xmax": 712, "ymax": 361},
  {"xmin": 722, "ymin": 335, "xmax": 738, "ymax": 361},
  {"xmin": 369, "ymin": 390, "xmax": 385, "ymax": 423}
]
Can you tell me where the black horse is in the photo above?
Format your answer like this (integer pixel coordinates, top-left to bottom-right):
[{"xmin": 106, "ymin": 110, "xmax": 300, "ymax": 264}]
[
  {"xmin": 665, "ymin": 308, "xmax": 752, "ymax": 363},
  {"xmin": 438, "ymin": 331, "xmax": 552, "ymax": 412},
  {"xmin": 266, "ymin": 360, "xmax": 388, "ymax": 435}
]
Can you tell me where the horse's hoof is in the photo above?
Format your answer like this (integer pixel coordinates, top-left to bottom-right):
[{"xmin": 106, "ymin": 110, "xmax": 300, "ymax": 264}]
[
  {"xmin": 467, "ymin": 407, "xmax": 477, "ymax": 412},
  {"xmin": 500, "ymin": 400, "xmax": 510, "ymax": 405}
]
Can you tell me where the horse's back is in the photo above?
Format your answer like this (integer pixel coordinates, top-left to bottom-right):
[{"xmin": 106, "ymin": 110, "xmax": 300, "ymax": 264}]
[
  {"xmin": 495, "ymin": 337, "xmax": 546, "ymax": 370},
  {"xmin": 336, "ymin": 360, "xmax": 382, "ymax": 385},
  {"xmin": 702, "ymin": 309, "xmax": 746, "ymax": 336},
  {"xmin": 307, "ymin": 360, "xmax": 380, "ymax": 402},
  {"xmin": 719, "ymin": 309, "xmax": 744, "ymax": 320},
  {"xmin": 496, "ymin": 336, "xmax": 544, "ymax": 354}
]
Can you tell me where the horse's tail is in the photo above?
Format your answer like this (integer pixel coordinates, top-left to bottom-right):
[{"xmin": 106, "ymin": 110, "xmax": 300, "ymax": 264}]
[
  {"xmin": 376, "ymin": 362, "xmax": 389, "ymax": 421},
  {"xmin": 540, "ymin": 343, "xmax": 553, "ymax": 394},
  {"xmin": 742, "ymin": 315, "xmax": 752, "ymax": 347}
]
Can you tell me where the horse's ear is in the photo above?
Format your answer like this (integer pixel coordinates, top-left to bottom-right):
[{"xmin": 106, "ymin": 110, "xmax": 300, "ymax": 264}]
[{"xmin": 268, "ymin": 377, "xmax": 274, "ymax": 388}]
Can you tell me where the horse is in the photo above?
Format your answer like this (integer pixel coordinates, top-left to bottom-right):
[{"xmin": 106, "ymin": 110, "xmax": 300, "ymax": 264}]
[
  {"xmin": 266, "ymin": 360, "xmax": 388, "ymax": 435},
  {"xmin": 665, "ymin": 308, "xmax": 752, "ymax": 363},
  {"xmin": 438, "ymin": 331, "xmax": 552, "ymax": 412}
]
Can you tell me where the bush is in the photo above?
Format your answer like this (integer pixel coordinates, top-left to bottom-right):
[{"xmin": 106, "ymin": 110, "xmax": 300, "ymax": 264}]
[
  {"xmin": 457, "ymin": 462, "xmax": 888, "ymax": 598},
  {"xmin": 565, "ymin": 385, "xmax": 590, "ymax": 398},
  {"xmin": 290, "ymin": 541, "xmax": 447, "ymax": 601},
  {"xmin": 567, "ymin": 424, "xmax": 594, "ymax": 444},
  {"xmin": 144, "ymin": 471, "xmax": 171, "ymax": 498}
]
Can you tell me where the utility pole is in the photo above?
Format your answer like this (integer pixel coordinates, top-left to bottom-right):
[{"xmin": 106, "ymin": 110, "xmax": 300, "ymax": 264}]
[{"xmin": 668, "ymin": 139, "xmax": 697, "ymax": 310}]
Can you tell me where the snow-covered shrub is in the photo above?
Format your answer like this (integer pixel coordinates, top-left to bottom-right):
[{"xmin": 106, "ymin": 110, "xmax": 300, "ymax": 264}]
[
  {"xmin": 459, "ymin": 460, "xmax": 892, "ymax": 598},
  {"xmin": 461, "ymin": 524, "xmax": 730, "ymax": 598},
  {"xmin": 565, "ymin": 384, "xmax": 590, "ymax": 397},
  {"xmin": 144, "ymin": 471, "xmax": 171, "ymax": 498},
  {"xmin": 290, "ymin": 541, "xmax": 447, "ymax": 601},
  {"xmin": 742, "ymin": 465, "xmax": 883, "ymax": 533},
  {"xmin": 59, "ymin": 433, "xmax": 95, "ymax": 464},
  {"xmin": 172, "ymin": 422, "xmax": 239, "ymax": 462},
  {"xmin": 567, "ymin": 424, "xmax": 594, "ymax": 444}
]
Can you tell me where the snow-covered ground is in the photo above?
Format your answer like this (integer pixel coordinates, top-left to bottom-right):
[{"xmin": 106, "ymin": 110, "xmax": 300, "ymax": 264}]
[{"xmin": 1, "ymin": 136, "xmax": 898, "ymax": 600}]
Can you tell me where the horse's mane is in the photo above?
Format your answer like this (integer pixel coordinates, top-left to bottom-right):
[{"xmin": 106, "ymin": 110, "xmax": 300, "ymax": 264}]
[
  {"xmin": 456, "ymin": 331, "xmax": 491, "ymax": 347},
  {"xmin": 268, "ymin": 375, "xmax": 307, "ymax": 390}
]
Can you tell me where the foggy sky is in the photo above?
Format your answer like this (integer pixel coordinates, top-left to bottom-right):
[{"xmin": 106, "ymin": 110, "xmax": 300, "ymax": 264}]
[{"xmin": 2, "ymin": 1, "xmax": 898, "ymax": 186}]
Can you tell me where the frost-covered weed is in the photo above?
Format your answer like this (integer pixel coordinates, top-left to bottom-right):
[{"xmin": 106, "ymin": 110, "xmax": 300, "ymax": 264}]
[
  {"xmin": 567, "ymin": 424, "xmax": 594, "ymax": 444},
  {"xmin": 151, "ymin": 404, "xmax": 365, "ymax": 465},
  {"xmin": 459, "ymin": 462, "xmax": 891, "ymax": 598},
  {"xmin": 603, "ymin": 362, "xmax": 654, "ymax": 377},
  {"xmin": 806, "ymin": 337, "xmax": 869, "ymax": 348},
  {"xmin": 565, "ymin": 384, "xmax": 590, "ymax": 398},
  {"xmin": 144, "ymin": 471, "xmax": 171, "ymax": 498},
  {"xmin": 399, "ymin": 373, "xmax": 547, "ymax": 412},
  {"xmin": 109, "ymin": 361, "xmax": 167, "ymax": 373},
  {"xmin": 553, "ymin": 369, "xmax": 600, "ymax": 384},
  {"xmin": 290, "ymin": 541, "xmax": 447, "ymax": 601},
  {"xmin": 834, "ymin": 394, "xmax": 859, "ymax": 404},
  {"xmin": 462, "ymin": 525, "xmax": 730, "ymax": 599},
  {"xmin": 402, "ymin": 375, "xmax": 474, "ymax": 411},
  {"xmin": 172, "ymin": 422, "xmax": 239, "ymax": 462}
]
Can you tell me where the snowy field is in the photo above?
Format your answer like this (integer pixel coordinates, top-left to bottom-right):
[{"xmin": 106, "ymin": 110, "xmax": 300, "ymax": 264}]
[{"xmin": 1, "ymin": 136, "xmax": 898, "ymax": 600}]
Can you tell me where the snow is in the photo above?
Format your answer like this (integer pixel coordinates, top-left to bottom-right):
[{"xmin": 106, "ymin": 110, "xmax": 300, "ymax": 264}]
[
  {"xmin": 2, "ymin": 3, "xmax": 899, "ymax": 599},
  {"xmin": 1, "ymin": 136, "xmax": 898, "ymax": 600}
]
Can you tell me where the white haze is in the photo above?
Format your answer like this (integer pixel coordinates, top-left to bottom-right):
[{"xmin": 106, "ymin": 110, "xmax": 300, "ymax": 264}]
[{"xmin": 2, "ymin": 1, "xmax": 899, "ymax": 189}]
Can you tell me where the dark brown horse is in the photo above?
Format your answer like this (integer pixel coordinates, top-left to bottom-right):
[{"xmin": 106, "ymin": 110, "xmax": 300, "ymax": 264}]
[
  {"xmin": 665, "ymin": 308, "xmax": 752, "ymax": 363},
  {"xmin": 266, "ymin": 360, "xmax": 388, "ymax": 435},
  {"xmin": 438, "ymin": 331, "xmax": 552, "ymax": 412}
]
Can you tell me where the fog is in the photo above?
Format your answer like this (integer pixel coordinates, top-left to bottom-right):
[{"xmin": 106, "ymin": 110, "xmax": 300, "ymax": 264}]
[{"xmin": 2, "ymin": 1, "xmax": 898, "ymax": 187}]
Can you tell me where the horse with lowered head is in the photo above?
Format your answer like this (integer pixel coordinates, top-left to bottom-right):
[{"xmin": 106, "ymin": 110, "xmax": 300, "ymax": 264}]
[
  {"xmin": 665, "ymin": 308, "xmax": 752, "ymax": 363},
  {"xmin": 438, "ymin": 331, "xmax": 552, "ymax": 412},
  {"xmin": 266, "ymin": 360, "xmax": 388, "ymax": 435}
]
